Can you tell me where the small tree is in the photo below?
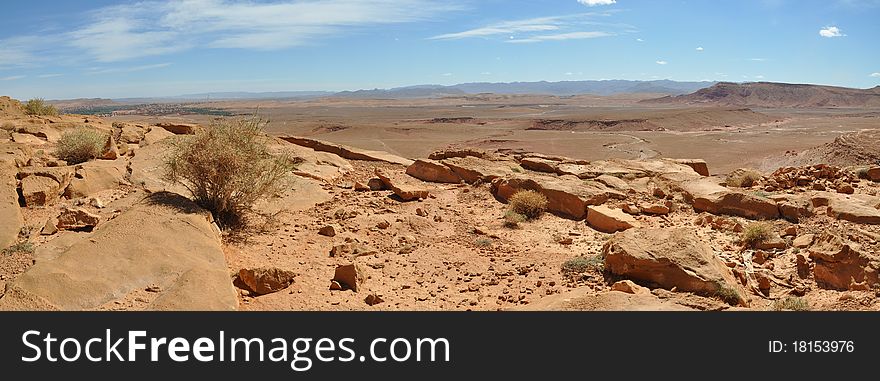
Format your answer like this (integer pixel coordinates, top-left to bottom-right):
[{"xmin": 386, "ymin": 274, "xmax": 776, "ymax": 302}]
[
  {"xmin": 24, "ymin": 98, "xmax": 58, "ymax": 116},
  {"xmin": 54, "ymin": 127, "xmax": 106, "ymax": 164},
  {"xmin": 164, "ymin": 116, "xmax": 294, "ymax": 228}
]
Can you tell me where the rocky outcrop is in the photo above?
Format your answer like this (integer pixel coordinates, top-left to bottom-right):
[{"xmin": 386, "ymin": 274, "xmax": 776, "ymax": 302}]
[
  {"xmin": 65, "ymin": 160, "xmax": 128, "ymax": 199},
  {"xmin": 0, "ymin": 163, "xmax": 22, "ymax": 249},
  {"xmin": 56, "ymin": 207, "xmax": 100, "ymax": 231},
  {"xmin": 155, "ymin": 122, "xmax": 200, "ymax": 135},
  {"xmin": 17, "ymin": 166, "xmax": 74, "ymax": 206},
  {"xmin": 0, "ymin": 192, "xmax": 237, "ymax": 311},
  {"xmin": 826, "ymin": 198, "xmax": 880, "ymax": 225},
  {"xmin": 603, "ymin": 227, "xmax": 749, "ymax": 306},
  {"xmin": 405, "ymin": 159, "xmax": 461, "ymax": 183},
  {"xmin": 681, "ymin": 178, "xmax": 779, "ymax": 220},
  {"xmin": 669, "ymin": 159, "xmax": 709, "ymax": 176},
  {"xmin": 442, "ymin": 156, "xmax": 520, "ymax": 183},
  {"xmin": 375, "ymin": 168, "xmax": 430, "ymax": 201},
  {"xmin": 491, "ymin": 174, "xmax": 625, "ymax": 220},
  {"xmin": 280, "ymin": 136, "xmax": 413, "ymax": 166},
  {"xmin": 586, "ymin": 205, "xmax": 639, "ymax": 233},
  {"xmin": 808, "ymin": 233, "xmax": 878, "ymax": 290}
]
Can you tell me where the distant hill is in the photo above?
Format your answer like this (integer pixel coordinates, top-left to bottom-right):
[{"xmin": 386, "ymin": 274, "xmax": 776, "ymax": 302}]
[
  {"xmin": 643, "ymin": 82, "xmax": 880, "ymax": 108},
  {"xmin": 330, "ymin": 80, "xmax": 715, "ymax": 99}
]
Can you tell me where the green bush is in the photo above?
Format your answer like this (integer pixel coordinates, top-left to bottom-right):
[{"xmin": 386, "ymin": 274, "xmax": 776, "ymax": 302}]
[
  {"xmin": 164, "ymin": 116, "xmax": 294, "ymax": 228},
  {"xmin": 54, "ymin": 127, "xmax": 106, "ymax": 164},
  {"xmin": 2, "ymin": 241, "xmax": 35, "ymax": 255},
  {"xmin": 503, "ymin": 210, "xmax": 526, "ymax": 228},
  {"xmin": 561, "ymin": 255, "xmax": 603, "ymax": 275},
  {"xmin": 24, "ymin": 98, "xmax": 58, "ymax": 116},
  {"xmin": 508, "ymin": 190, "xmax": 548, "ymax": 220}
]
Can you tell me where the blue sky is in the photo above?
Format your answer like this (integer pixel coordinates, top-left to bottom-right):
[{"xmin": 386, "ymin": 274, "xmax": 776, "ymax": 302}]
[{"xmin": 0, "ymin": 0, "xmax": 878, "ymax": 99}]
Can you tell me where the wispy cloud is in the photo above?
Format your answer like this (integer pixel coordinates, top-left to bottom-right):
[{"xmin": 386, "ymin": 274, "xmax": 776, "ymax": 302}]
[
  {"xmin": 431, "ymin": 12, "xmax": 629, "ymax": 43},
  {"xmin": 86, "ymin": 63, "xmax": 173, "ymax": 75},
  {"xmin": 635, "ymin": 38, "xmax": 644, "ymax": 42},
  {"xmin": 1, "ymin": 75, "xmax": 26, "ymax": 81},
  {"xmin": 696, "ymin": 46, "xmax": 704, "ymax": 51},
  {"xmin": 871, "ymin": 72, "xmax": 880, "ymax": 77},
  {"xmin": 819, "ymin": 26, "xmax": 845, "ymax": 38},
  {"xmin": 655, "ymin": 60, "xmax": 668, "ymax": 65},
  {"xmin": 57, "ymin": 0, "xmax": 462, "ymax": 62},
  {"xmin": 749, "ymin": 58, "xmax": 767, "ymax": 61},
  {"xmin": 37, "ymin": 74, "xmax": 63, "ymax": 78},
  {"xmin": 508, "ymin": 31, "xmax": 612, "ymax": 44},
  {"xmin": 578, "ymin": 0, "xmax": 616, "ymax": 6}
]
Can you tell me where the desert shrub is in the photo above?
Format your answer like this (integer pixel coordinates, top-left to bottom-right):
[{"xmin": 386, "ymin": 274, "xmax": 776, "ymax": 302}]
[
  {"xmin": 2, "ymin": 241, "xmax": 35, "ymax": 255},
  {"xmin": 561, "ymin": 255, "xmax": 603, "ymax": 275},
  {"xmin": 727, "ymin": 169, "xmax": 762, "ymax": 187},
  {"xmin": 164, "ymin": 116, "xmax": 294, "ymax": 228},
  {"xmin": 855, "ymin": 167, "xmax": 870, "ymax": 180},
  {"xmin": 475, "ymin": 237, "xmax": 493, "ymax": 247},
  {"xmin": 742, "ymin": 222, "xmax": 773, "ymax": 246},
  {"xmin": 511, "ymin": 166, "xmax": 523, "ymax": 173},
  {"xmin": 772, "ymin": 297, "xmax": 809, "ymax": 311},
  {"xmin": 508, "ymin": 190, "xmax": 548, "ymax": 220},
  {"xmin": 54, "ymin": 127, "xmax": 106, "ymax": 164},
  {"xmin": 1, "ymin": 121, "xmax": 14, "ymax": 131},
  {"xmin": 24, "ymin": 98, "xmax": 58, "ymax": 116},
  {"xmin": 503, "ymin": 210, "xmax": 526, "ymax": 228},
  {"xmin": 714, "ymin": 284, "xmax": 741, "ymax": 305}
]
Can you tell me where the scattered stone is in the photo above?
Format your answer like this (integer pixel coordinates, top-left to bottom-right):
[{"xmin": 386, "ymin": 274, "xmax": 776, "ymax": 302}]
[
  {"xmin": 867, "ymin": 167, "xmax": 880, "ymax": 182},
  {"xmin": 237, "ymin": 267, "xmax": 296, "ymax": 295},
  {"xmin": 330, "ymin": 243, "xmax": 378, "ymax": 258},
  {"xmin": 353, "ymin": 181, "xmax": 370, "ymax": 191},
  {"xmin": 641, "ymin": 203, "xmax": 670, "ymax": 215},
  {"xmin": 415, "ymin": 207, "xmax": 428, "ymax": 217},
  {"xmin": 809, "ymin": 233, "xmax": 878, "ymax": 291},
  {"xmin": 40, "ymin": 218, "xmax": 58, "ymax": 236},
  {"xmin": 367, "ymin": 178, "xmax": 385, "ymax": 191},
  {"xmin": 621, "ymin": 204, "xmax": 640, "ymax": 215},
  {"xmin": 376, "ymin": 220, "xmax": 390, "ymax": 229},
  {"xmin": 783, "ymin": 226, "xmax": 797, "ymax": 237},
  {"xmin": 836, "ymin": 184, "xmax": 854, "ymax": 194},
  {"xmin": 364, "ymin": 293, "xmax": 385, "ymax": 306},
  {"xmin": 329, "ymin": 281, "xmax": 343, "ymax": 291},
  {"xmin": 611, "ymin": 280, "xmax": 651, "ymax": 295},
  {"xmin": 332, "ymin": 263, "xmax": 366, "ymax": 292},
  {"xmin": 793, "ymin": 234, "xmax": 815, "ymax": 248},
  {"xmin": 318, "ymin": 225, "xmax": 338, "ymax": 237},
  {"xmin": 56, "ymin": 207, "xmax": 100, "ymax": 231}
]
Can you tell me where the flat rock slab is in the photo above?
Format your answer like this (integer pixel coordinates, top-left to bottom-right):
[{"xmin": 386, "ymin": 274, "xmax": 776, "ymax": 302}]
[
  {"xmin": 491, "ymin": 173, "xmax": 625, "ymax": 220},
  {"xmin": 682, "ymin": 178, "xmax": 780, "ymax": 220},
  {"xmin": 280, "ymin": 136, "xmax": 413, "ymax": 166},
  {"xmin": 406, "ymin": 159, "xmax": 462, "ymax": 183},
  {"xmin": 441, "ymin": 156, "xmax": 520, "ymax": 184},
  {"xmin": 587, "ymin": 205, "xmax": 639, "ymax": 233},
  {"xmin": 376, "ymin": 168, "xmax": 430, "ymax": 201},
  {"xmin": 0, "ymin": 192, "xmax": 237, "ymax": 311},
  {"xmin": 603, "ymin": 227, "xmax": 749, "ymax": 307}
]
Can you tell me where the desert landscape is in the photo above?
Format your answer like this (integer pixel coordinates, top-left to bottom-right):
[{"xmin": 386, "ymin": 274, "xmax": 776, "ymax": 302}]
[{"xmin": 1, "ymin": 80, "xmax": 879, "ymax": 312}]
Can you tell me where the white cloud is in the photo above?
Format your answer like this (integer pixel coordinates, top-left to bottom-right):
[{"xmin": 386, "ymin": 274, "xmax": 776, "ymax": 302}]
[
  {"xmin": 37, "ymin": 74, "xmax": 63, "ymax": 78},
  {"xmin": 819, "ymin": 26, "xmax": 845, "ymax": 37},
  {"xmin": 481, "ymin": 72, "xmax": 492, "ymax": 75},
  {"xmin": 0, "ymin": 75, "xmax": 26, "ymax": 81},
  {"xmin": 64, "ymin": 0, "xmax": 461, "ymax": 62},
  {"xmin": 655, "ymin": 60, "xmax": 667, "ymax": 65},
  {"xmin": 430, "ymin": 12, "xmax": 628, "ymax": 43},
  {"xmin": 635, "ymin": 38, "xmax": 644, "ymax": 42},
  {"xmin": 86, "ymin": 63, "xmax": 173, "ymax": 75},
  {"xmin": 696, "ymin": 46, "xmax": 704, "ymax": 51},
  {"xmin": 749, "ymin": 58, "xmax": 767, "ymax": 61},
  {"xmin": 754, "ymin": 75, "xmax": 765, "ymax": 79},
  {"xmin": 578, "ymin": 0, "xmax": 617, "ymax": 6},
  {"xmin": 508, "ymin": 31, "xmax": 612, "ymax": 43},
  {"xmin": 441, "ymin": 72, "xmax": 453, "ymax": 77},
  {"xmin": 871, "ymin": 72, "xmax": 880, "ymax": 77}
]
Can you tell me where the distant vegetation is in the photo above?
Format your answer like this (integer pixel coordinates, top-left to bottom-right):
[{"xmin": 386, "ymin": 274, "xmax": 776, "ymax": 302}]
[
  {"xmin": 54, "ymin": 127, "xmax": 107, "ymax": 164},
  {"xmin": 164, "ymin": 116, "xmax": 294, "ymax": 229},
  {"xmin": 65, "ymin": 104, "xmax": 234, "ymax": 117},
  {"xmin": 742, "ymin": 222, "xmax": 773, "ymax": 247},
  {"xmin": 24, "ymin": 98, "xmax": 58, "ymax": 116}
]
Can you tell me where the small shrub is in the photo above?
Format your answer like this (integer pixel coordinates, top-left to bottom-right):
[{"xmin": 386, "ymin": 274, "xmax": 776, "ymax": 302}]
[
  {"xmin": 54, "ymin": 127, "xmax": 106, "ymax": 164},
  {"xmin": 164, "ymin": 116, "xmax": 294, "ymax": 228},
  {"xmin": 24, "ymin": 98, "xmax": 58, "ymax": 116},
  {"xmin": 727, "ymin": 169, "xmax": 762, "ymax": 188},
  {"xmin": 475, "ymin": 238, "xmax": 493, "ymax": 247},
  {"xmin": 1, "ymin": 121, "xmax": 14, "ymax": 131},
  {"xmin": 714, "ymin": 284, "xmax": 741, "ymax": 305},
  {"xmin": 561, "ymin": 255, "xmax": 603, "ymax": 275},
  {"xmin": 742, "ymin": 222, "xmax": 773, "ymax": 246},
  {"xmin": 772, "ymin": 297, "xmax": 810, "ymax": 311},
  {"xmin": 503, "ymin": 210, "xmax": 526, "ymax": 228},
  {"xmin": 511, "ymin": 166, "xmax": 523, "ymax": 173},
  {"xmin": 2, "ymin": 241, "xmax": 35, "ymax": 255},
  {"xmin": 855, "ymin": 167, "xmax": 870, "ymax": 180},
  {"xmin": 508, "ymin": 190, "xmax": 548, "ymax": 220}
]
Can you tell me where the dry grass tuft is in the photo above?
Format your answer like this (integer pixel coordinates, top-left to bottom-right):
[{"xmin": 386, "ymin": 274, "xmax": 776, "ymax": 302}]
[{"xmin": 508, "ymin": 190, "xmax": 548, "ymax": 220}]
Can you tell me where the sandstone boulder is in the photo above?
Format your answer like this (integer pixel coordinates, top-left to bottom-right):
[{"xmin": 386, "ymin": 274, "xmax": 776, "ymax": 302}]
[
  {"xmin": 20, "ymin": 175, "xmax": 62, "ymax": 206},
  {"xmin": 682, "ymin": 178, "xmax": 779, "ymax": 220},
  {"xmin": 826, "ymin": 198, "xmax": 880, "ymax": 225},
  {"xmin": 118, "ymin": 125, "xmax": 143, "ymax": 144},
  {"xmin": 603, "ymin": 227, "xmax": 749, "ymax": 306},
  {"xmin": 491, "ymin": 174, "xmax": 625, "ymax": 220},
  {"xmin": 56, "ymin": 207, "xmax": 100, "ymax": 231},
  {"xmin": 99, "ymin": 134, "xmax": 119, "ymax": 160},
  {"xmin": 375, "ymin": 168, "xmax": 429, "ymax": 201},
  {"xmin": 669, "ymin": 159, "xmax": 710, "ymax": 176},
  {"xmin": 867, "ymin": 167, "xmax": 880, "ymax": 182},
  {"xmin": 65, "ymin": 160, "xmax": 128, "ymax": 199},
  {"xmin": 0, "ymin": 192, "xmax": 237, "ymax": 310},
  {"xmin": 236, "ymin": 267, "xmax": 296, "ymax": 295},
  {"xmin": 405, "ymin": 159, "xmax": 461, "ymax": 183},
  {"xmin": 156, "ymin": 122, "xmax": 200, "ymax": 135},
  {"xmin": 586, "ymin": 205, "xmax": 639, "ymax": 233},
  {"xmin": 610, "ymin": 280, "xmax": 651, "ymax": 295},
  {"xmin": 441, "ymin": 156, "xmax": 520, "ymax": 184},
  {"xmin": 141, "ymin": 126, "xmax": 175, "ymax": 146},
  {"xmin": 518, "ymin": 157, "xmax": 559, "ymax": 174},
  {"xmin": 332, "ymin": 263, "xmax": 366, "ymax": 292},
  {"xmin": 809, "ymin": 233, "xmax": 878, "ymax": 290}
]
